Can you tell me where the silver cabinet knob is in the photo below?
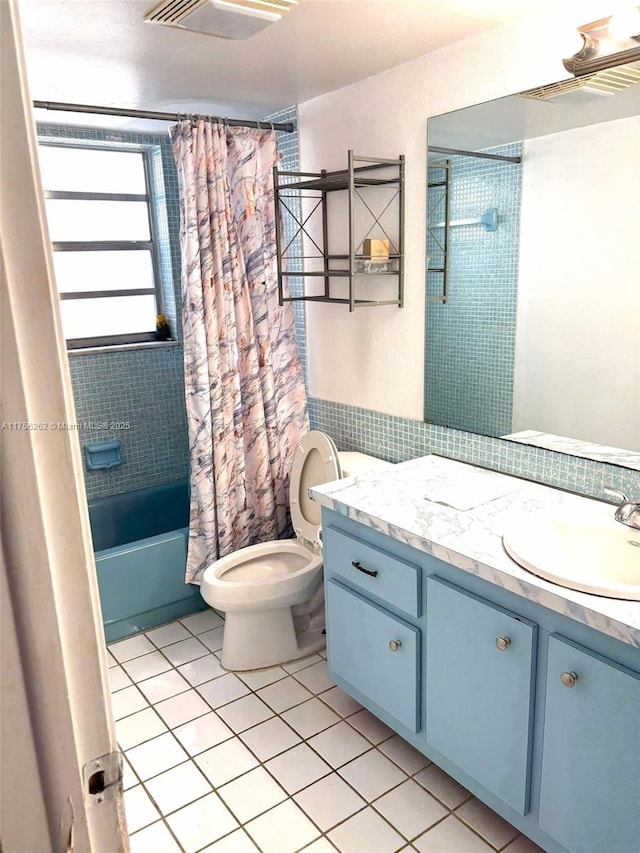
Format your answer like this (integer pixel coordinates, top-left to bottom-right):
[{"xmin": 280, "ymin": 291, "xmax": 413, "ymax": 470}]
[
  {"xmin": 495, "ymin": 636, "xmax": 511, "ymax": 651},
  {"xmin": 389, "ymin": 640, "xmax": 401, "ymax": 652},
  {"xmin": 561, "ymin": 671, "xmax": 579, "ymax": 688}
]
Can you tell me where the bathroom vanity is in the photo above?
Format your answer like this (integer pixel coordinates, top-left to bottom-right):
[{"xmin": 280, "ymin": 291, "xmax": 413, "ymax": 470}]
[{"xmin": 311, "ymin": 456, "xmax": 640, "ymax": 853}]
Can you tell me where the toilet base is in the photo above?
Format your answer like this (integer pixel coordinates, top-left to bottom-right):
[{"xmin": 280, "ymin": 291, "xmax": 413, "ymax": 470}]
[{"xmin": 219, "ymin": 606, "xmax": 325, "ymax": 671}]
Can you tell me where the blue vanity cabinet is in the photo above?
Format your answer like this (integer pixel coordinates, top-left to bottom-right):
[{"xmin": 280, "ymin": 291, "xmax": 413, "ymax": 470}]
[
  {"xmin": 538, "ymin": 635, "xmax": 640, "ymax": 853},
  {"xmin": 326, "ymin": 579, "xmax": 421, "ymax": 732},
  {"xmin": 321, "ymin": 508, "xmax": 640, "ymax": 853},
  {"xmin": 425, "ymin": 577, "xmax": 537, "ymax": 816}
]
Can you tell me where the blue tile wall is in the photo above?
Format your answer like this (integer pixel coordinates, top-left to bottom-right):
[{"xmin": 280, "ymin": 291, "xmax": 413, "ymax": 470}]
[
  {"xmin": 38, "ymin": 122, "xmax": 189, "ymax": 499},
  {"xmin": 264, "ymin": 106, "xmax": 307, "ymax": 385},
  {"xmin": 426, "ymin": 144, "xmax": 522, "ymax": 435},
  {"xmin": 68, "ymin": 346, "xmax": 189, "ymax": 497},
  {"xmin": 308, "ymin": 398, "xmax": 640, "ymax": 500}
]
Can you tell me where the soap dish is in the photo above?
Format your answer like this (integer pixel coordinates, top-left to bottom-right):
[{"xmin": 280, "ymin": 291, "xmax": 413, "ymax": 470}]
[{"xmin": 85, "ymin": 440, "xmax": 122, "ymax": 471}]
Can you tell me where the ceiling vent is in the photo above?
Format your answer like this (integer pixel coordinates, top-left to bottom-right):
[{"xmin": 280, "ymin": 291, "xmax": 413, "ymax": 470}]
[
  {"xmin": 519, "ymin": 64, "xmax": 640, "ymax": 102},
  {"xmin": 145, "ymin": 0, "xmax": 298, "ymax": 40}
]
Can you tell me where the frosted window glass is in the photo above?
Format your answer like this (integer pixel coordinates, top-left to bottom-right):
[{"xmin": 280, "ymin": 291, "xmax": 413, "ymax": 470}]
[
  {"xmin": 39, "ymin": 146, "xmax": 146, "ymax": 194},
  {"xmin": 60, "ymin": 295, "xmax": 157, "ymax": 339},
  {"xmin": 53, "ymin": 251, "xmax": 155, "ymax": 293},
  {"xmin": 46, "ymin": 199, "xmax": 150, "ymax": 241}
]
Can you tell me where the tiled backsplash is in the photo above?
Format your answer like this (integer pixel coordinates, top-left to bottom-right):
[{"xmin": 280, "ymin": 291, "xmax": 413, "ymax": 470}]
[
  {"xmin": 38, "ymin": 123, "xmax": 189, "ymax": 500},
  {"xmin": 308, "ymin": 398, "xmax": 640, "ymax": 501}
]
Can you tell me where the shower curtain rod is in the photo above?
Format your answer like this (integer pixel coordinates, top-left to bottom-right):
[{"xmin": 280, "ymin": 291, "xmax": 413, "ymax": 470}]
[{"xmin": 32, "ymin": 100, "xmax": 295, "ymax": 133}]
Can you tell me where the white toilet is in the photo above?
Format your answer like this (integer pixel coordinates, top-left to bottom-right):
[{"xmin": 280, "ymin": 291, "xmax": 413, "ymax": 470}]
[{"xmin": 200, "ymin": 431, "xmax": 393, "ymax": 671}]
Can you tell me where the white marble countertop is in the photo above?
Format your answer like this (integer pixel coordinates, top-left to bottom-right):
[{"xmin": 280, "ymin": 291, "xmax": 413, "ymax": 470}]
[{"xmin": 310, "ymin": 455, "xmax": 640, "ymax": 648}]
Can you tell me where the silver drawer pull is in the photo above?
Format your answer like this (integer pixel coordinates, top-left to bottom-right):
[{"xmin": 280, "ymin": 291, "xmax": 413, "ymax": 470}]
[
  {"xmin": 352, "ymin": 560, "xmax": 378, "ymax": 578},
  {"xmin": 561, "ymin": 671, "xmax": 579, "ymax": 688},
  {"xmin": 495, "ymin": 636, "xmax": 511, "ymax": 651},
  {"xmin": 389, "ymin": 640, "xmax": 401, "ymax": 652}
]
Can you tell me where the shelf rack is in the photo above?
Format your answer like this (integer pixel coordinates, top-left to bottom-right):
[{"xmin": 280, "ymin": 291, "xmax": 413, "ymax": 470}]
[
  {"xmin": 273, "ymin": 151, "xmax": 405, "ymax": 312},
  {"xmin": 427, "ymin": 159, "xmax": 450, "ymax": 304}
]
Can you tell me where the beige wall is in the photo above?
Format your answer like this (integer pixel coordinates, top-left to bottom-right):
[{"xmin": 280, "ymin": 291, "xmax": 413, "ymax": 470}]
[{"xmin": 297, "ymin": 1, "xmax": 616, "ymax": 420}]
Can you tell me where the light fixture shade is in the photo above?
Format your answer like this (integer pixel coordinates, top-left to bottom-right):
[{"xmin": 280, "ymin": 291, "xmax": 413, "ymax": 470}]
[
  {"xmin": 145, "ymin": 0, "xmax": 298, "ymax": 40},
  {"xmin": 564, "ymin": 7, "xmax": 640, "ymax": 76}
]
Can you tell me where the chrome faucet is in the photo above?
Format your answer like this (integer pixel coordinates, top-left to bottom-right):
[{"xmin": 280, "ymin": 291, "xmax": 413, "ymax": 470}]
[{"xmin": 604, "ymin": 488, "xmax": 640, "ymax": 531}]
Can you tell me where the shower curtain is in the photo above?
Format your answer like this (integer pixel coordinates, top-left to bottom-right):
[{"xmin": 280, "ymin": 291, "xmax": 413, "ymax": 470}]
[{"xmin": 170, "ymin": 119, "xmax": 309, "ymax": 584}]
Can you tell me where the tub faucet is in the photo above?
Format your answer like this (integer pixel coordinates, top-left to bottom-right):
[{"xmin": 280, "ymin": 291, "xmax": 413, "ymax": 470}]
[{"xmin": 604, "ymin": 488, "xmax": 640, "ymax": 531}]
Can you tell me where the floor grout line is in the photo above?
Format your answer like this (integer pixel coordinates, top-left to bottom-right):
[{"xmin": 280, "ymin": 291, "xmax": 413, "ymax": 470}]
[
  {"xmin": 112, "ymin": 613, "xmax": 530, "ymax": 853},
  {"xmin": 130, "ymin": 695, "xmax": 436, "ymax": 849},
  {"xmin": 448, "ymin": 808, "xmax": 512, "ymax": 852},
  {"xmin": 126, "ymin": 694, "xmax": 414, "ymax": 845}
]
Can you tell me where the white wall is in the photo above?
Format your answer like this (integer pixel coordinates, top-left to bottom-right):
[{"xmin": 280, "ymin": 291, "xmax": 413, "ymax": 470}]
[
  {"xmin": 298, "ymin": 2, "xmax": 617, "ymax": 420},
  {"xmin": 512, "ymin": 116, "xmax": 640, "ymax": 450}
]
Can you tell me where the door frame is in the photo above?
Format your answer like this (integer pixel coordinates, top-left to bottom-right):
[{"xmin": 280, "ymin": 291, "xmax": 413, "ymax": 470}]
[{"xmin": 1, "ymin": 2, "xmax": 128, "ymax": 849}]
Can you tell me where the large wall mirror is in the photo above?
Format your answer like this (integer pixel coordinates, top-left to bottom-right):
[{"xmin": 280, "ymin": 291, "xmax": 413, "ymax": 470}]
[{"xmin": 425, "ymin": 64, "xmax": 640, "ymax": 470}]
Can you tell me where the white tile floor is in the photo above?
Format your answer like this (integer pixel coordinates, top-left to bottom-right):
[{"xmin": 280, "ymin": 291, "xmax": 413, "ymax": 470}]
[{"xmin": 108, "ymin": 613, "xmax": 546, "ymax": 853}]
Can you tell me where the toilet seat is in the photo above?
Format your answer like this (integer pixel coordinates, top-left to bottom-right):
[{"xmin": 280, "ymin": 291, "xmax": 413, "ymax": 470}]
[
  {"xmin": 289, "ymin": 430, "xmax": 342, "ymax": 549},
  {"xmin": 200, "ymin": 431, "xmax": 341, "ymax": 613},
  {"xmin": 201, "ymin": 539, "xmax": 323, "ymax": 612}
]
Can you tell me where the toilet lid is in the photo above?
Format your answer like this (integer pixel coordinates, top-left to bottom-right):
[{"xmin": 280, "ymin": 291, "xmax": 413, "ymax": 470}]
[{"xmin": 290, "ymin": 431, "xmax": 342, "ymax": 547}]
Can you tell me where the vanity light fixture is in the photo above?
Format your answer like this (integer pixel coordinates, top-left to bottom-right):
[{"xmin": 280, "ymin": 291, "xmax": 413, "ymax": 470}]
[
  {"xmin": 564, "ymin": 4, "xmax": 640, "ymax": 76},
  {"xmin": 145, "ymin": 0, "xmax": 299, "ymax": 40}
]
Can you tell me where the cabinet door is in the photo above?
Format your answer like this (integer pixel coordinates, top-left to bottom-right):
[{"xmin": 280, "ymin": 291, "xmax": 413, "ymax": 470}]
[
  {"xmin": 539, "ymin": 635, "xmax": 640, "ymax": 853},
  {"xmin": 426, "ymin": 578, "xmax": 536, "ymax": 815},
  {"xmin": 326, "ymin": 580, "xmax": 420, "ymax": 732}
]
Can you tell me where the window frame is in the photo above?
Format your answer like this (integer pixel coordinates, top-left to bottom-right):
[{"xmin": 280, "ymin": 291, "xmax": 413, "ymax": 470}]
[{"xmin": 40, "ymin": 140, "xmax": 165, "ymax": 350}]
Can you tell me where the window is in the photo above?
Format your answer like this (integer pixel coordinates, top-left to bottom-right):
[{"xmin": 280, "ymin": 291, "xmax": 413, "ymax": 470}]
[{"xmin": 38, "ymin": 142, "xmax": 165, "ymax": 349}]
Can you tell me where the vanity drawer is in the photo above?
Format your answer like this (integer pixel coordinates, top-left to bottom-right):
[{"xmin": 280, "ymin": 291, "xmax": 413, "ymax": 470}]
[
  {"xmin": 324, "ymin": 526, "xmax": 421, "ymax": 617},
  {"xmin": 426, "ymin": 577, "xmax": 537, "ymax": 815},
  {"xmin": 326, "ymin": 579, "xmax": 421, "ymax": 732}
]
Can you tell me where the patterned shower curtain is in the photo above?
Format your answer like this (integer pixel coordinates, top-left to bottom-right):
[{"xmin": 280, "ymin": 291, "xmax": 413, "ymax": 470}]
[{"xmin": 170, "ymin": 119, "xmax": 309, "ymax": 584}]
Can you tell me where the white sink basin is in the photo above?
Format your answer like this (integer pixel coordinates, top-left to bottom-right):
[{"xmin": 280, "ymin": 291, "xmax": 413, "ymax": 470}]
[{"xmin": 503, "ymin": 503, "xmax": 640, "ymax": 601}]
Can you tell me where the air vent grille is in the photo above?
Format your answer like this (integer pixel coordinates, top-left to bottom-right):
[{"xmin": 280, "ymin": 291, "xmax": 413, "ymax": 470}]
[
  {"xmin": 592, "ymin": 64, "xmax": 640, "ymax": 92},
  {"xmin": 145, "ymin": 0, "xmax": 297, "ymax": 25},
  {"xmin": 519, "ymin": 78, "xmax": 586, "ymax": 101},
  {"xmin": 519, "ymin": 64, "xmax": 640, "ymax": 100},
  {"xmin": 145, "ymin": 0, "xmax": 205, "ymax": 24}
]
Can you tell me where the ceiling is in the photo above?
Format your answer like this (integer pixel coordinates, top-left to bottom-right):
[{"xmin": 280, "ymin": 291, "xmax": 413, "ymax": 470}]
[{"xmin": 19, "ymin": 0, "xmax": 566, "ymax": 129}]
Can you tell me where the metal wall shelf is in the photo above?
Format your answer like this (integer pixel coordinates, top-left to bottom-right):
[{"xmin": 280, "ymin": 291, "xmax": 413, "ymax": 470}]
[
  {"xmin": 427, "ymin": 160, "xmax": 450, "ymax": 304},
  {"xmin": 274, "ymin": 151, "xmax": 405, "ymax": 312}
]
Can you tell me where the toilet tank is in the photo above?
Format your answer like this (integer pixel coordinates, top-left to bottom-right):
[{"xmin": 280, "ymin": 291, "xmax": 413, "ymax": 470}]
[{"xmin": 338, "ymin": 451, "xmax": 394, "ymax": 478}]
